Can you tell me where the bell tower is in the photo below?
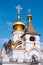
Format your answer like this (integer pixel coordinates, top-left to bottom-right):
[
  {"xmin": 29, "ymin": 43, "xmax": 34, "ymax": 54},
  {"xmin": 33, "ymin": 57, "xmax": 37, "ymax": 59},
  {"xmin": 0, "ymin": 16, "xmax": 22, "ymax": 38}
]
[{"xmin": 21, "ymin": 9, "xmax": 41, "ymax": 60}]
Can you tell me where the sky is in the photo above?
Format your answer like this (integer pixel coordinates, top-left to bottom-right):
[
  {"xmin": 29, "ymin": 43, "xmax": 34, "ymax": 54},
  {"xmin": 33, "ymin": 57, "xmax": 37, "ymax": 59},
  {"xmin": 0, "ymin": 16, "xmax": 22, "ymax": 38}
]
[{"xmin": 0, "ymin": 0, "xmax": 43, "ymax": 49}]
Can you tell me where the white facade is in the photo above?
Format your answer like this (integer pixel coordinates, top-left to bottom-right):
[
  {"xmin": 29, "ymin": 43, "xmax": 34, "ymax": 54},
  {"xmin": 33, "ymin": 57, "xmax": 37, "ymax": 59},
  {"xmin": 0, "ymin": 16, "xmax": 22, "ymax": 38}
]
[
  {"xmin": 21, "ymin": 34, "xmax": 41, "ymax": 60},
  {"xmin": 13, "ymin": 31, "xmax": 24, "ymax": 42}
]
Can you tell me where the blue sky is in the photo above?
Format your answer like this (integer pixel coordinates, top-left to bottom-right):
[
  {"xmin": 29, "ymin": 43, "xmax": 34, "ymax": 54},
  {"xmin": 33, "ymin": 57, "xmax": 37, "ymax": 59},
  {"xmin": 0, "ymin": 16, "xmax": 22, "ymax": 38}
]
[{"xmin": 0, "ymin": 0, "xmax": 43, "ymax": 49}]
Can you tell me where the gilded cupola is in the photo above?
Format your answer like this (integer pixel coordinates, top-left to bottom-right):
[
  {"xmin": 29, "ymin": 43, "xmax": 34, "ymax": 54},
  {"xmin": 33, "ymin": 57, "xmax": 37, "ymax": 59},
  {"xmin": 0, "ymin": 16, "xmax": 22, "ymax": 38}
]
[{"xmin": 13, "ymin": 5, "xmax": 26, "ymax": 31}]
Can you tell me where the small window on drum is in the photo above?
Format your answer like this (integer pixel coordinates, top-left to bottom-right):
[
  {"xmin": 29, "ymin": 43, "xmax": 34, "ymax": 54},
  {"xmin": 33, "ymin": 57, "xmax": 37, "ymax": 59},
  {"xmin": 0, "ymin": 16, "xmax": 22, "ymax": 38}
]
[{"xmin": 30, "ymin": 36, "xmax": 35, "ymax": 41}]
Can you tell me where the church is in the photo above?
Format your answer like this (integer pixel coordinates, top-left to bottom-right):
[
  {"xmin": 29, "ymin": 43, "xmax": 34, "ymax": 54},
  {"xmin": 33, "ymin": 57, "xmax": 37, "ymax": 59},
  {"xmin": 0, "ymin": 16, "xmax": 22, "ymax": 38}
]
[{"xmin": 1, "ymin": 5, "xmax": 41, "ymax": 65}]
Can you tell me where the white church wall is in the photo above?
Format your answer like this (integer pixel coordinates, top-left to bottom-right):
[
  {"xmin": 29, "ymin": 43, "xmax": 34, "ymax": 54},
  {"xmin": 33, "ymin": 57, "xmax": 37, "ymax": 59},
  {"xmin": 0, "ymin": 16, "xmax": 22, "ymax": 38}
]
[
  {"xmin": 13, "ymin": 31, "xmax": 24, "ymax": 42},
  {"xmin": 29, "ymin": 50, "xmax": 40, "ymax": 59},
  {"xmin": 7, "ymin": 51, "xmax": 13, "ymax": 59},
  {"xmin": 1, "ymin": 47, "xmax": 6, "ymax": 57},
  {"xmin": 13, "ymin": 34, "xmax": 19, "ymax": 42},
  {"xmin": 24, "ymin": 34, "xmax": 40, "ymax": 42},
  {"xmin": 2, "ymin": 55, "xmax": 9, "ymax": 62},
  {"xmin": 35, "ymin": 43, "xmax": 40, "ymax": 49},
  {"xmin": 24, "ymin": 34, "xmax": 40, "ymax": 51},
  {"xmin": 24, "ymin": 52, "xmax": 31, "ymax": 60},
  {"xmin": 41, "ymin": 51, "xmax": 43, "ymax": 59},
  {"xmin": 40, "ymin": 45, "xmax": 43, "ymax": 59},
  {"xmin": 2, "ymin": 62, "xmax": 30, "ymax": 65},
  {"xmin": 13, "ymin": 50, "xmax": 24, "ymax": 62},
  {"xmin": 35, "ymin": 35, "xmax": 40, "ymax": 41},
  {"xmin": 25, "ymin": 42, "xmax": 34, "ymax": 51}
]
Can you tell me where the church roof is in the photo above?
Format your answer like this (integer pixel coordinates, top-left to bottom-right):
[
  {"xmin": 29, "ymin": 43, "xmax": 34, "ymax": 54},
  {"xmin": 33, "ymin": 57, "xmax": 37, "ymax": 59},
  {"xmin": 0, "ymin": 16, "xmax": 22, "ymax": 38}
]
[
  {"xmin": 14, "ymin": 45, "xmax": 25, "ymax": 50},
  {"xmin": 21, "ymin": 21, "xmax": 40, "ymax": 38},
  {"xmin": 25, "ymin": 9, "xmax": 37, "ymax": 34},
  {"xmin": 25, "ymin": 21, "xmax": 36, "ymax": 34}
]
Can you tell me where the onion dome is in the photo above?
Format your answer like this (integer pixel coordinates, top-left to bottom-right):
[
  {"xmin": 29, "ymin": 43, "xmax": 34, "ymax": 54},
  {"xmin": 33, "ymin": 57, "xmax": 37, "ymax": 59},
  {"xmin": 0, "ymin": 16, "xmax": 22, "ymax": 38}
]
[
  {"xmin": 13, "ymin": 20, "xmax": 25, "ymax": 31},
  {"xmin": 13, "ymin": 5, "xmax": 26, "ymax": 31}
]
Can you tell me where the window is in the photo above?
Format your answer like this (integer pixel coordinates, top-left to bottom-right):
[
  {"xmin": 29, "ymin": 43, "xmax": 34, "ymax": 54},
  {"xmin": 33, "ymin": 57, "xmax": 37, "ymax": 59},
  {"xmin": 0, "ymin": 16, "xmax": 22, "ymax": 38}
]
[{"xmin": 30, "ymin": 36, "xmax": 35, "ymax": 41}]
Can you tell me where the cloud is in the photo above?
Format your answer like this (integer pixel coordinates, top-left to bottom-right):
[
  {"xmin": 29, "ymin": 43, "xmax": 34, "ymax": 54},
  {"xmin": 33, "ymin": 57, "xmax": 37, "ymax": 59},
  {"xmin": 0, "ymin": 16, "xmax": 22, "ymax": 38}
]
[
  {"xmin": 0, "ymin": 38, "xmax": 9, "ymax": 44},
  {"xmin": 7, "ymin": 21, "xmax": 12, "ymax": 26}
]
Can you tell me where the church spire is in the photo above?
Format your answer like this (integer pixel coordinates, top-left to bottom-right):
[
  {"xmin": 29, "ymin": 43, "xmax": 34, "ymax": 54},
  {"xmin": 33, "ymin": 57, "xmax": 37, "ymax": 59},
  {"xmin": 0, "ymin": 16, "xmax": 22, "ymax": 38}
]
[
  {"xmin": 26, "ymin": 9, "xmax": 36, "ymax": 34},
  {"xmin": 16, "ymin": 5, "xmax": 22, "ymax": 20},
  {"xmin": 27, "ymin": 9, "xmax": 32, "ymax": 22}
]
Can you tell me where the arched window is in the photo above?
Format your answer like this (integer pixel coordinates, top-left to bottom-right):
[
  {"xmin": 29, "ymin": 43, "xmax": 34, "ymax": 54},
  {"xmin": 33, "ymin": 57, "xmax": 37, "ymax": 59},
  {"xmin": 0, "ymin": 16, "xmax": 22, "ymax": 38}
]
[{"xmin": 30, "ymin": 36, "xmax": 35, "ymax": 41}]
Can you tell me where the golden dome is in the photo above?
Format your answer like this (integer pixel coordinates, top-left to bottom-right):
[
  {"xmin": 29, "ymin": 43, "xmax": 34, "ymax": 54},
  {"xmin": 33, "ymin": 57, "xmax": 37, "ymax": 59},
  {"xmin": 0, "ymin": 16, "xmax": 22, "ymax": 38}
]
[{"xmin": 13, "ymin": 19, "xmax": 26, "ymax": 31}]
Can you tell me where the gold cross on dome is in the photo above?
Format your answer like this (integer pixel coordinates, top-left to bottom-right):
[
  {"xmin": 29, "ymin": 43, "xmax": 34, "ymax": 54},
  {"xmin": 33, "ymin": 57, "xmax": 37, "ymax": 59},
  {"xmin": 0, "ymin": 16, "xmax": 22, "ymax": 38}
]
[
  {"xmin": 16, "ymin": 5, "xmax": 22, "ymax": 14},
  {"xmin": 16, "ymin": 5, "xmax": 22, "ymax": 19}
]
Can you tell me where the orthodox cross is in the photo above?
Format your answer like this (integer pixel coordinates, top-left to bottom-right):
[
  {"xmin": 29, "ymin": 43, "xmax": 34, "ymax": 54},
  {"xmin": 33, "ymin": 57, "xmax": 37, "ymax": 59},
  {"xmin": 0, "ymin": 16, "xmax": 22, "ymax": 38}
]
[{"xmin": 16, "ymin": 5, "xmax": 22, "ymax": 19}]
